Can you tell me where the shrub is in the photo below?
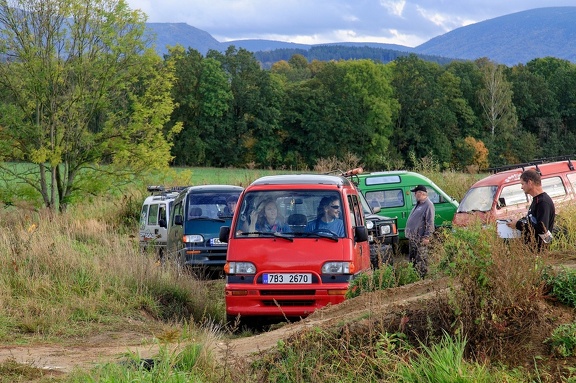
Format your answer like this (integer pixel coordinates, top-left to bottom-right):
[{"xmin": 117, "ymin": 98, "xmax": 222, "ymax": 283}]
[
  {"xmin": 545, "ymin": 322, "xmax": 576, "ymax": 357},
  {"xmin": 434, "ymin": 223, "xmax": 547, "ymax": 357},
  {"xmin": 543, "ymin": 267, "xmax": 576, "ymax": 307},
  {"xmin": 346, "ymin": 263, "xmax": 420, "ymax": 299}
]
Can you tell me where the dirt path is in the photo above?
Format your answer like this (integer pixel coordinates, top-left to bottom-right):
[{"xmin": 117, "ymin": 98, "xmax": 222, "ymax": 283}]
[
  {"xmin": 0, "ymin": 331, "xmax": 166, "ymax": 374},
  {"xmin": 0, "ymin": 278, "xmax": 448, "ymax": 374},
  {"xmin": 212, "ymin": 277, "xmax": 449, "ymax": 362}
]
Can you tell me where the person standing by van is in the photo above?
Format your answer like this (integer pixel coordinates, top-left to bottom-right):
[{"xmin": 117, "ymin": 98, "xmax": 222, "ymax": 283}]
[
  {"xmin": 506, "ymin": 169, "xmax": 555, "ymax": 251},
  {"xmin": 405, "ymin": 185, "xmax": 435, "ymax": 278}
]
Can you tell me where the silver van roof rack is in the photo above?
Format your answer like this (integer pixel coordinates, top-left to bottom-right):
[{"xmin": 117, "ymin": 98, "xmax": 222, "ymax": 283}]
[{"xmin": 146, "ymin": 185, "xmax": 188, "ymax": 196}]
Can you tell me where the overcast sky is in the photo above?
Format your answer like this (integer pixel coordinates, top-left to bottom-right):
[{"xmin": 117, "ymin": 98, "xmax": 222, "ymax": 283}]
[{"xmin": 124, "ymin": 1, "xmax": 575, "ymax": 47}]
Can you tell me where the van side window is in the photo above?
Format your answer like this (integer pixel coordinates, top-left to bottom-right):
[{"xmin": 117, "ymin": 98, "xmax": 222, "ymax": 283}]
[
  {"xmin": 140, "ymin": 204, "xmax": 148, "ymax": 230},
  {"xmin": 158, "ymin": 204, "xmax": 167, "ymax": 223},
  {"xmin": 171, "ymin": 201, "xmax": 183, "ymax": 225},
  {"xmin": 499, "ymin": 184, "xmax": 528, "ymax": 206},
  {"xmin": 542, "ymin": 176, "xmax": 566, "ymax": 198},
  {"xmin": 148, "ymin": 204, "xmax": 159, "ymax": 225},
  {"xmin": 347, "ymin": 195, "xmax": 361, "ymax": 227},
  {"xmin": 427, "ymin": 189, "xmax": 440, "ymax": 204},
  {"xmin": 568, "ymin": 173, "xmax": 576, "ymax": 194}
]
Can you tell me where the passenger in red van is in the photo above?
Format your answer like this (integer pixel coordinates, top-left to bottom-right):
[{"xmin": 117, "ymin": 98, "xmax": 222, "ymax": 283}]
[
  {"xmin": 506, "ymin": 169, "xmax": 555, "ymax": 251},
  {"xmin": 305, "ymin": 196, "xmax": 345, "ymax": 237},
  {"xmin": 247, "ymin": 199, "xmax": 290, "ymax": 233},
  {"xmin": 405, "ymin": 185, "xmax": 435, "ymax": 278}
]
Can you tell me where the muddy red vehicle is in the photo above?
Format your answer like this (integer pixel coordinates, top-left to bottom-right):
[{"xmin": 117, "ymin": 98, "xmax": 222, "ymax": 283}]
[
  {"xmin": 218, "ymin": 173, "xmax": 371, "ymax": 323},
  {"xmin": 453, "ymin": 158, "xmax": 576, "ymax": 228}
]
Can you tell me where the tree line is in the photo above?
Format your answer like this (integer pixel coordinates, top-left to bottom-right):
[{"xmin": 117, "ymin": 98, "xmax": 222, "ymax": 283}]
[
  {"xmin": 167, "ymin": 46, "xmax": 576, "ymax": 172},
  {"xmin": 1, "ymin": 0, "xmax": 576, "ymax": 211}
]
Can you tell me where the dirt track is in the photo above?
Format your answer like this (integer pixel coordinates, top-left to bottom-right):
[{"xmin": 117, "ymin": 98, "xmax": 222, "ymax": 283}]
[{"xmin": 0, "ymin": 277, "xmax": 449, "ymax": 374}]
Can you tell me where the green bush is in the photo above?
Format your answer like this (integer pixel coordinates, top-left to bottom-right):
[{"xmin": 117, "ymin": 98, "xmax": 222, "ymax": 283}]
[
  {"xmin": 346, "ymin": 263, "xmax": 420, "ymax": 299},
  {"xmin": 543, "ymin": 267, "xmax": 576, "ymax": 307},
  {"xmin": 545, "ymin": 322, "xmax": 576, "ymax": 357}
]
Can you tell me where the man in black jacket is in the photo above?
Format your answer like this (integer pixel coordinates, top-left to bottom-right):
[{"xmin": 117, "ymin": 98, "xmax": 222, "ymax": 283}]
[{"xmin": 507, "ymin": 169, "xmax": 555, "ymax": 251}]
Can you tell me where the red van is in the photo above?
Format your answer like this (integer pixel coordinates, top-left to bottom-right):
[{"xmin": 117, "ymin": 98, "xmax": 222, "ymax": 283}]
[
  {"xmin": 218, "ymin": 174, "xmax": 371, "ymax": 323},
  {"xmin": 453, "ymin": 158, "xmax": 576, "ymax": 228}
]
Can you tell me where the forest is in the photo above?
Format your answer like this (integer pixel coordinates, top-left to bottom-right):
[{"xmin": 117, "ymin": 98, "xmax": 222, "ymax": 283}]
[{"xmin": 166, "ymin": 46, "xmax": 576, "ymax": 172}]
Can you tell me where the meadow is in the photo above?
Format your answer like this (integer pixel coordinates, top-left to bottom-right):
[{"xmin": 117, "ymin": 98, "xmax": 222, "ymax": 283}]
[{"xmin": 2, "ymin": 166, "xmax": 576, "ymax": 382}]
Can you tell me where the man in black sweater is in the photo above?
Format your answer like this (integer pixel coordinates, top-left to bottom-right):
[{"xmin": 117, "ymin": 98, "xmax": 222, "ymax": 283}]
[{"xmin": 507, "ymin": 169, "xmax": 555, "ymax": 251}]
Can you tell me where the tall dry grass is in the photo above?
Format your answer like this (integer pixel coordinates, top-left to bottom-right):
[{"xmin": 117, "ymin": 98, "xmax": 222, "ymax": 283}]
[{"xmin": 0, "ymin": 194, "xmax": 225, "ymax": 342}]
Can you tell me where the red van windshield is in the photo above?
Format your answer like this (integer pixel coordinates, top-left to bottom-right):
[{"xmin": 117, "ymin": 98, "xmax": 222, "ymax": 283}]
[{"xmin": 234, "ymin": 190, "xmax": 346, "ymax": 238}]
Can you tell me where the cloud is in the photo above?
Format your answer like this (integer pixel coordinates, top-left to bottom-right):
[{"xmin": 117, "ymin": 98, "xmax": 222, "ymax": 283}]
[
  {"xmin": 126, "ymin": 0, "xmax": 576, "ymax": 48},
  {"xmin": 381, "ymin": 0, "xmax": 406, "ymax": 17}
]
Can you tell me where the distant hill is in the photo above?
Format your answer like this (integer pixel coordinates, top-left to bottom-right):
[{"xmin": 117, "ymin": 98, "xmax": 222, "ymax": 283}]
[
  {"xmin": 145, "ymin": 6, "xmax": 576, "ymax": 66},
  {"xmin": 414, "ymin": 7, "xmax": 576, "ymax": 66},
  {"xmin": 144, "ymin": 23, "xmax": 222, "ymax": 55}
]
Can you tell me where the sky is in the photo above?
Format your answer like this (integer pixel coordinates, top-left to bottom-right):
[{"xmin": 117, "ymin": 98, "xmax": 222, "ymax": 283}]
[{"xmin": 124, "ymin": 1, "xmax": 576, "ymax": 48}]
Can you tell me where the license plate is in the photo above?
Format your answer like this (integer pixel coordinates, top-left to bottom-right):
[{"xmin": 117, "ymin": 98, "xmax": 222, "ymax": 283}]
[
  {"xmin": 210, "ymin": 238, "xmax": 226, "ymax": 246},
  {"xmin": 263, "ymin": 273, "xmax": 312, "ymax": 284}
]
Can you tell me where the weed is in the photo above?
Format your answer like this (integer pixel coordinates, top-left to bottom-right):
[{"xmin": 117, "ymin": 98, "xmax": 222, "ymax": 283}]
[
  {"xmin": 545, "ymin": 322, "xmax": 576, "ymax": 357},
  {"xmin": 346, "ymin": 263, "xmax": 419, "ymax": 298},
  {"xmin": 543, "ymin": 267, "xmax": 576, "ymax": 307}
]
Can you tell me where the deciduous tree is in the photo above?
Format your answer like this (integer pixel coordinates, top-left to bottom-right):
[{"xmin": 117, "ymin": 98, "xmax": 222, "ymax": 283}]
[{"xmin": 0, "ymin": 0, "xmax": 180, "ymax": 211}]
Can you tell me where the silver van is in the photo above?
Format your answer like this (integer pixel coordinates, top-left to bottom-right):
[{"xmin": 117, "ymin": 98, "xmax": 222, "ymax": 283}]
[{"xmin": 139, "ymin": 186, "xmax": 187, "ymax": 259}]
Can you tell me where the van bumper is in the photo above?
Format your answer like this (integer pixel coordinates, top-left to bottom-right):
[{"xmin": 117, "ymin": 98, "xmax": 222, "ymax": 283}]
[
  {"xmin": 225, "ymin": 282, "xmax": 349, "ymax": 318},
  {"xmin": 179, "ymin": 247, "xmax": 227, "ymax": 269}
]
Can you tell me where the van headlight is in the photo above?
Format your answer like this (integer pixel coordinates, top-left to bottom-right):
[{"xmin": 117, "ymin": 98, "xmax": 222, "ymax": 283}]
[
  {"xmin": 366, "ymin": 220, "xmax": 374, "ymax": 230},
  {"xmin": 226, "ymin": 262, "xmax": 256, "ymax": 274},
  {"xmin": 183, "ymin": 234, "xmax": 203, "ymax": 243},
  {"xmin": 380, "ymin": 225, "xmax": 391, "ymax": 235},
  {"xmin": 322, "ymin": 262, "xmax": 351, "ymax": 274}
]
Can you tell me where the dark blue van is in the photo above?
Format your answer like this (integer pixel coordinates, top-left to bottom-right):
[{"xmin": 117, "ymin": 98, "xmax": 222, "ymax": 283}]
[{"xmin": 167, "ymin": 185, "xmax": 244, "ymax": 277}]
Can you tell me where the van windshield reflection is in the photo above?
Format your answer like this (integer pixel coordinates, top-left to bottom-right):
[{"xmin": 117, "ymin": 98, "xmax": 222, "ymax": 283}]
[{"xmin": 457, "ymin": 186, "xmax": 497, "ymax": 213}]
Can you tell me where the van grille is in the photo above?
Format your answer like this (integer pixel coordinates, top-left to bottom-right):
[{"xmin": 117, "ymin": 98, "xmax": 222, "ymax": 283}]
[
  {"xmin": 260, "ymin": 290, "xmax": 315, "ymax": 296},
  {"xmin": 262, "ymin": 300, "xmax": 315, "ymax": 307}
]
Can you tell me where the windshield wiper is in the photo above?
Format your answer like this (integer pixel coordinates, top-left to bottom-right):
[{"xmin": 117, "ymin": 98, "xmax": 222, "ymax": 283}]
[
  {"xmin": 189, "ymin": 217, "xmax": 225, "ymax": 222},
  {"xmin": 299, "ymin": 231, "xmax": 339, "ymax": 242},
  {"xmin": 238, "ymin": 231, "xmax": 293, "ymax": 241},
  {"xmin": 273, "ymin": 232, "xmax": 294, "ymax": 242}
]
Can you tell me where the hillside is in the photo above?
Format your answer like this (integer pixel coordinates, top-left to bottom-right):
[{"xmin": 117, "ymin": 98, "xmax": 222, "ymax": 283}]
[
  {"xmin": 414, "ymin": 7, "xmax": 576, "ymax": 66},
  {"xmin": 145, "ymin": 6, "xmax": 576, "ymax": 66}
]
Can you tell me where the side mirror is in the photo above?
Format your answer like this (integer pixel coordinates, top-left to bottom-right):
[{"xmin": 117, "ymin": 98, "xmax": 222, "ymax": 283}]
[
  {"xmin": 497, "ymin": 197, "xmax": 506, "ymax": 209},
  {"xmin": 219, "ymin": 226, "xmax": 230, "ymax": 243},
  {"xmin": 354, "ymin": 226, "xmax": 369, "ymax": 243},
  {"xmin": 371, "ymin": 206, "xmax": 381, "ymax": 214},
  {"xmin": 174, "ymin": 214, "xmax": 183, "ymax": 225},
  {"xmin": 158, "ymin": 218, "xmax": 167, "ymax": 228}
]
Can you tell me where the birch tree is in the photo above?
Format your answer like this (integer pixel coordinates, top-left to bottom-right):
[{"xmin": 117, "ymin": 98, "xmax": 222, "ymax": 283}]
[{"xmin": 477, "ymin": 58, "xmax": 517, "ymax": 137}]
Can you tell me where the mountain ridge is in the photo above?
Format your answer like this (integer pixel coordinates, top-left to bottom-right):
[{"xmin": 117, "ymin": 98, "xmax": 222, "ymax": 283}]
[{"xmin": 145, "ymin": 6, "xmax": 576, "ymax": 66}]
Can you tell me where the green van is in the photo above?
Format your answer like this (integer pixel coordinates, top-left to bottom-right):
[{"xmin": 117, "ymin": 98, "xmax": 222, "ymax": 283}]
[{"xmin": 356, "ymin": 171, "xmax": 459, "ymax": 239}]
